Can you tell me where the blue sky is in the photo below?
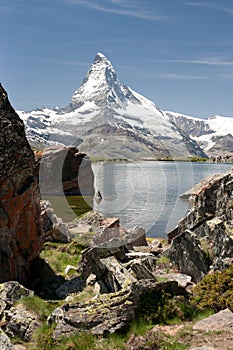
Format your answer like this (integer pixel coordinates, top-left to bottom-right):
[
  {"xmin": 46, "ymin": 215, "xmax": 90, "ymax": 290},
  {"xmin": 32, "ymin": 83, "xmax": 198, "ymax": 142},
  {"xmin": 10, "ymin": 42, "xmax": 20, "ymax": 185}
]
[{"xmin": 1, "ymin": 0, "xmax": 233, "ymax": 117}]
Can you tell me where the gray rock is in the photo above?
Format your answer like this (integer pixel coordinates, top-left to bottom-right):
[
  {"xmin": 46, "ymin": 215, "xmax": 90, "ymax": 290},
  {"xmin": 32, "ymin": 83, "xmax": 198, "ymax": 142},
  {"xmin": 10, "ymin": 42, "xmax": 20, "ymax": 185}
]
[
  {"xmin": 168, "ymin": 168, "xmax": 233, "ymax": 281},
  {"xmin": 41, "ymin": 200, "xmax": 71, "ymax": 243},
  {"xmin": 86, "ymin": 273, "xmax": 97, "ymax": 286},
  {"xmin": 193, "ymin": 309, "xmax": 233, "ymax": 332},
  {"xmin": 0, "ymin": 282, "xmax": 34, "ymax": 317},
  {"xmin": 156, "ymin": 272, "xmax": 192, "ymax": 288},
  {"xmin": 168, "ymin": 230, "xmax": 208, "ymax": 283},
  {"xmin": 99, "ymin": 256, "xmax": 137, "ymax": 291},
  {"xmin": 93, "ymin": 280, "xmax": 108, "ymax": 295},
  {"xmin": 36, "ymin": 146, "xmax": 95, "ymax": 197},
  {"xmin": 50, "ymin": 280, "xmax": 184, "ymax": 339},
  {"xmin": 0, "ymin": 330, "xmax": 13, "ymax": 350},
  {"xmin": 4, "ymin": 305, "xmax": 40, "ymax": 341}
]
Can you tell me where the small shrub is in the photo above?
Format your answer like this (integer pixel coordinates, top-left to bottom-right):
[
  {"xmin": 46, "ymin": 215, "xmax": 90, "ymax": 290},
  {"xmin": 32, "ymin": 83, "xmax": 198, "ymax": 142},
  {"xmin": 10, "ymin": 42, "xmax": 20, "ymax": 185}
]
[
  {"xmin": 136, "ymin": 283, "xmax": 196, "ymax": 325},
  {"xmin": 192, "ymin": 264, "xmax": 233, "ymax": 311}
]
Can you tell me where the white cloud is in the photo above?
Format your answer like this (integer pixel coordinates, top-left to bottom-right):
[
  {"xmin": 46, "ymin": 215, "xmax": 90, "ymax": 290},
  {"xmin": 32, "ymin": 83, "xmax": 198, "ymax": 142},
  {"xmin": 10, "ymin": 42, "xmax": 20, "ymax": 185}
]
[
  {"xmin": 156, "ymin": 58, "xmax": 233, "ymax": 66},
  {"xmin": 222, "ymin": 7, "xmax": 233, "ymax": 15},
  {"xmin": 64, "ymin": 0, "xmax": 168, "ymax": 21},
  {"xmin": 158, "ymin": 73, "xmax": 206, "ymax": 80},
  {"xmin": 185, "ymin": 2, "xmax": 217, "ymax": 9}
]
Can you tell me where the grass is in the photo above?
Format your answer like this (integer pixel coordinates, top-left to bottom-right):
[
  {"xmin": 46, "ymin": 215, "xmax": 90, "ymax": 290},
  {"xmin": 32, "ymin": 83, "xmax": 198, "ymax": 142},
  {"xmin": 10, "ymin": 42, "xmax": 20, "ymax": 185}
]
[
  {"xmin": 156, "ymin": 255, "xmax": 171, "ymax": 271},
  {"xmin": 16, "ymin": 295, "xmax": 60, "ymax": 321},
  {"xmin": 40, "ymin": 241, "xmax": 83, "ymax": 277}
]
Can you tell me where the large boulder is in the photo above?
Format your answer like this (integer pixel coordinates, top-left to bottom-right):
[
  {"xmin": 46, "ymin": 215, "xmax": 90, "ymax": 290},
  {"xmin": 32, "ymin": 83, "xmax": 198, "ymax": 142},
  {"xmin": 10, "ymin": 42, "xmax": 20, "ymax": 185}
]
[
  {"xmin": 36, "ymin": 146, "xmax": 95, "ymax": 197},
  {"xmin": 0, "ymin": 84, "xmax": 42, "ymax": 283},
  {"xmin": 48, "ymin": 280, "xmax": 185, "ymax": 339}
]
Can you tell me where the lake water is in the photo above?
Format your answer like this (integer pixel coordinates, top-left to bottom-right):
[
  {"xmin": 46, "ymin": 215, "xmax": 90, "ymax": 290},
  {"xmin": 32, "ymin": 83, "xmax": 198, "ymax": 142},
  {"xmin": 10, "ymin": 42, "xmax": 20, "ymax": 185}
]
[{"xmin": 92, "ymin": 161, "xmax": 232, "ymax": 238}]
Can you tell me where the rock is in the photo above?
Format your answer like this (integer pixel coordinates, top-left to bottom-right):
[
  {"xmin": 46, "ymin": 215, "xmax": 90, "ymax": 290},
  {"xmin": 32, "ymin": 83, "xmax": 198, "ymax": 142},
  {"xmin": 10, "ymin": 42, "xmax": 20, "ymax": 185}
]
[
  {"xmin": 99, "ymin": 256, "xmax": 138, "ymax": 291},
  {"xmin": 167, "ymin": 167, "xmax": 233, "ymax": 280},
  {"xmin": 180, "ymin": 173, "xmax": 223, "ymax": 199},
  {"xmin": 78, "ymin": 243, "xmax": 128, "ymax": 281},
  {"xmin": 93, "ymin": 280, "xmax": 108, "ymax": 295},
  {"xmin": 193, "ymin": 309, "xmax": 233, "ymax": 332},
  {"xmin": 0, "ymin": 282, "xmax": 34, "ymax": 317},
  {"xmin": 126, "ymin": 226, "xmax": 148, "ymax": 249},
  {"xmin": 64, "ymin": 265, "xmax": 77, "ymax": 276},
  {"xmin": 41, "ymin": 200, "xmax": 71, "ymax": 243},
  {"xmin": 0, "ymin": 84, "xmax": 42, "ymax": 283},
  {"xmin": 4, "ymin": 305, "xmax": 40, "ymax": 341},
  {"xmin": 37, "ymin": 146, "xmax": 95, "ymax": 196},
  {"xmin": 126, "ymin": 258, "xmax": 156, "ymax": 280},
  {"xmin": 78, "ymin": 241, "xmax": 157, "ymax": 293},
  {"xmin": 49, "ymin": 280, "xmax": 185, "ymax": 339},
  {"xmin": 168, "ymin": 230, "xmax": 208, "ymax": 283},
  {"xmin": 0, "ymin": 330, "xmax": 13, "ymax": 350},
  {"xmin": 155, "ymin": 271, "xmax": 192, "ymax": 289},
  {"xmin": 86, "ymin": 273, "xmax": 97, "ymax": 286},
  {"xmin": 148, "ymin": 239, "xmax": 163, "ymax": 256}
]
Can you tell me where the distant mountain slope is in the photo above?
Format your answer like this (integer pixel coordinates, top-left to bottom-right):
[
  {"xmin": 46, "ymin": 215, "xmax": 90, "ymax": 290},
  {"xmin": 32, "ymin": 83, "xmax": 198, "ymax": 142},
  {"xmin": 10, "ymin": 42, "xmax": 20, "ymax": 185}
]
[
  {"xmin": 166, "ymin": 111, "xmax": 233, "ymax": 156},
  {"xmin": 18, "ymin": 53, "xmax": 207, "ymax": 159}
]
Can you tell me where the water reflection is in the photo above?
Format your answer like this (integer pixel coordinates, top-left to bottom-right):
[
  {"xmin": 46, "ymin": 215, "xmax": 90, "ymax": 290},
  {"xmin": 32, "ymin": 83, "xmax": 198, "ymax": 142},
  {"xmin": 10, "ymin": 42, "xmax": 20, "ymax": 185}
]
[{"xmin": 92, "ymin": 161, "xmax": 232, "ymax": 237}]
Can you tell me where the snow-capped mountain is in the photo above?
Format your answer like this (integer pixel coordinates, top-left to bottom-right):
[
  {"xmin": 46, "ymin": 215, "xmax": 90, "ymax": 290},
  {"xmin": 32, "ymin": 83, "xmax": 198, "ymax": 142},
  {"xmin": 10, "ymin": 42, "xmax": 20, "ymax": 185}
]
[
  {"xmin": 167, "ymin": 111, "xmax": 233, "ymax": 156},
  {"xmin": 18, "ymin": 52, "xmax": 207, "ymax": 159}
]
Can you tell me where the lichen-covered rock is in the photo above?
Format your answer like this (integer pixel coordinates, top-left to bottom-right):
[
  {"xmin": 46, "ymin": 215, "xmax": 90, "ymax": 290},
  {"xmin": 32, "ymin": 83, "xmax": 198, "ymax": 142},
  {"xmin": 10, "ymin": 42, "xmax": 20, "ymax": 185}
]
[
  {"xmin": 0, "ymin": 281, "xmax": 34, "ymax": 318},
  {"xmin": 0, "ymin": 84, "xmax": 42, "ymax": 283},
  {"xmin": 0, "ymin": 330, "xmax": 13, "ymax": 350},
  {"xmin": 4, "ymin": 305, "xmax": 40, "ymax": 341},
  {"xmin": 48, "ymin": 280, "xmax": 184, "ymax": 339}
]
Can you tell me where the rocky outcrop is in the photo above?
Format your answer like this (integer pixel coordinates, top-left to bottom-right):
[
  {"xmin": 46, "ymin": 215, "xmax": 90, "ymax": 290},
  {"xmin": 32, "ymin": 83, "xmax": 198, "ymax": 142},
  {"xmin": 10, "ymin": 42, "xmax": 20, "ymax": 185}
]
[
  {"xmin": 0, "ymin": 84, "xmax": 42, "ymax": 283},
  {"xmin": 36, "ymin": 146, "xmax": 95, "ymax": 197},
  {"xmin": 168, "ymin": 167, "xmax": 233, "ymax": 282},
  {"xmin": 49, "ymin": 280, "xmax": 185, "ymax": 338}
]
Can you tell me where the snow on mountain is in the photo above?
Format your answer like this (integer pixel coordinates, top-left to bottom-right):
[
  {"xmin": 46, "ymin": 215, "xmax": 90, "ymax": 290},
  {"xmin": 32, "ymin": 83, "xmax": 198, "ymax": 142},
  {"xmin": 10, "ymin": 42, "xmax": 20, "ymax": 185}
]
[
  {"xmin": 18, "ymin": 52, "xmax": 207, "ymax": 159},
  {"xmin": 166, "ymin": 111, "xmax": 233, "ymax": 156}
]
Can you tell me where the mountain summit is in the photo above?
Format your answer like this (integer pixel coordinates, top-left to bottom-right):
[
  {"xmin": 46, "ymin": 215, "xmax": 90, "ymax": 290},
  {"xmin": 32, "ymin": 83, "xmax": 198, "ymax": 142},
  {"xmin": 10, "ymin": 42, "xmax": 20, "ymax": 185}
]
[
  {"xmin": 70, "ymin": 52, "xmax": 140, "ymax": 110},
  {"xmin": 18, "ymin": 53, "xmax": 207, "ymax": 159}
]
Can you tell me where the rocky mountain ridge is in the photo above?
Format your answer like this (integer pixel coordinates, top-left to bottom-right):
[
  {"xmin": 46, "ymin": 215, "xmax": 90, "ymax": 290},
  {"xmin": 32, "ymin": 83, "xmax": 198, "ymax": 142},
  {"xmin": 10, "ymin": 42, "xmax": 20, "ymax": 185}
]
[{"xmin": 167, "ymin": 111, "xmax": 233, "ymax": 157}]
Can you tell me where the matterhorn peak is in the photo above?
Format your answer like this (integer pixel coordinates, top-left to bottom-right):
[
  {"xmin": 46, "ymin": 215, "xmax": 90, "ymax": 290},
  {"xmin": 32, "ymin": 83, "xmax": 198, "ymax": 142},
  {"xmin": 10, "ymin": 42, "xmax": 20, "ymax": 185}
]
[
  {"xmin": 71, "ymin": 52, "xmax": 129, "ymax": 107},
  {"xmin": 93, "ymin": 52, "xmax": 110, "ymax": 64}
]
